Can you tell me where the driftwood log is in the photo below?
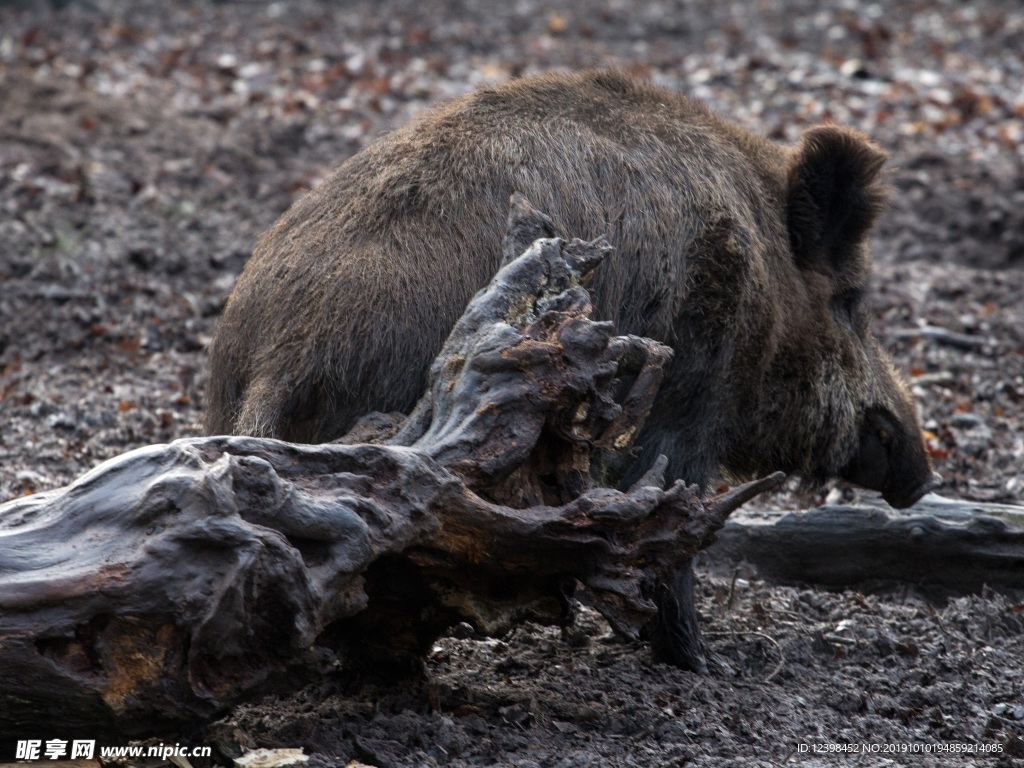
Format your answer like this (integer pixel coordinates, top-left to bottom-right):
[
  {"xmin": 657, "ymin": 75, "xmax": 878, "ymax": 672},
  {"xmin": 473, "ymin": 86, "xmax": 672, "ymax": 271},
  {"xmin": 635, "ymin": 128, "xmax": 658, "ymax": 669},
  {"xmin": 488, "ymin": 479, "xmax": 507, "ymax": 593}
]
[
  {"xmin": 0, "ymin": 196, "xmax": 783, "ymax": 740},
  {"xmin": 705, "ymin": 495, "xmax": 1024, "ymax": 596}
]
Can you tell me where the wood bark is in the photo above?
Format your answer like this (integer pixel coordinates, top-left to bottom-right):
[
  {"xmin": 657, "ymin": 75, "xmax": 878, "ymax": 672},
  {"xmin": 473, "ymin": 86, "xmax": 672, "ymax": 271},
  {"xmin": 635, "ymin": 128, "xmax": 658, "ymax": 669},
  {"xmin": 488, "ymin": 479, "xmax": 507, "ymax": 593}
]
[{"xmin": 0, "ymin": 195, "xmax": 782, "ymax": 739}]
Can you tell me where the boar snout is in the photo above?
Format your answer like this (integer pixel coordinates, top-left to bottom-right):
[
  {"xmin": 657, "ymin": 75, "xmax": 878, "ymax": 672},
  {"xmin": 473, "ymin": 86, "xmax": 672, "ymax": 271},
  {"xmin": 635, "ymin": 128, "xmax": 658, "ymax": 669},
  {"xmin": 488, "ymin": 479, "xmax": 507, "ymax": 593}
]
[{"xmin": 841, "ymin": 407, "xmax": 939, "ymax": 509}]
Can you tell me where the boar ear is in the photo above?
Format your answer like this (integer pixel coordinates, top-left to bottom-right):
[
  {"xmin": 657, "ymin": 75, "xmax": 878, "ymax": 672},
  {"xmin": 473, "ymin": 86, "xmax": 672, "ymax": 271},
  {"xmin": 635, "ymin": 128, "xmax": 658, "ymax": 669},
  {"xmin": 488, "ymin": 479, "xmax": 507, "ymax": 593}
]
[{"xmin": 787, "ymin": 125, "xmax": 887, "ymax": 275}]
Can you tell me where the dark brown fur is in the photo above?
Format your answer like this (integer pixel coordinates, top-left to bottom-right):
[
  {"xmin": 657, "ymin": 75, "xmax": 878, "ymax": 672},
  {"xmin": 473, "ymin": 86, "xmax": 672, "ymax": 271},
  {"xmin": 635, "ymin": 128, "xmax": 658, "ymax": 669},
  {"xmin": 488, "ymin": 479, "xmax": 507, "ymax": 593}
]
[{"xmin": 206, "ymin": 71, "xmax": 934, "ymax": 507}]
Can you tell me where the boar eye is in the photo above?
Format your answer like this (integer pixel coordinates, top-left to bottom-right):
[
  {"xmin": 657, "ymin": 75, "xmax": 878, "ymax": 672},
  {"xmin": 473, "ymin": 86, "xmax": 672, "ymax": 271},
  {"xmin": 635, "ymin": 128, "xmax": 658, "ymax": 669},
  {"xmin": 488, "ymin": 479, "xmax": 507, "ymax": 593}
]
[{"xmin": 877, "ymin": 427, "xmax": 892, "ymax": 447}]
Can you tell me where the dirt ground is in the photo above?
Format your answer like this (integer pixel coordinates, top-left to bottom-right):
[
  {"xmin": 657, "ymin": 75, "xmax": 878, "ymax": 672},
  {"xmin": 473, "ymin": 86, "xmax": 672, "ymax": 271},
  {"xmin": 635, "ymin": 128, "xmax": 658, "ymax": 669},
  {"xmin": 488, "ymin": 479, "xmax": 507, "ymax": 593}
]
[{"xmin": 1, "ymin": 0, "xmax": 1023, "ymax": 765}]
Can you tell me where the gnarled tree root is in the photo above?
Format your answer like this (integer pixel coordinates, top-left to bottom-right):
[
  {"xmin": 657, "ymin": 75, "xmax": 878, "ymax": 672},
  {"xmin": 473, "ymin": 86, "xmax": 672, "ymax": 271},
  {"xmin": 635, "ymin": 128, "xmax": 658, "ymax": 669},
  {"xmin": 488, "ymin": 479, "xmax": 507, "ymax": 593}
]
[{"xmin": 0, "ymin": 195, "xmax": 783, "ymax": 738}]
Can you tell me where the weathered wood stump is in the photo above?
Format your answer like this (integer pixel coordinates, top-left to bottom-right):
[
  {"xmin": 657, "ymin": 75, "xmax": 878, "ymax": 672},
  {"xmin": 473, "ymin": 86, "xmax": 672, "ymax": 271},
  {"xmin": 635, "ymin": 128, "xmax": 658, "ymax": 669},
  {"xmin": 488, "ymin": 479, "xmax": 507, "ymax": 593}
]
[{"xmin": 0, "ymin": 196, "xmax": 783, "ymax": 739}]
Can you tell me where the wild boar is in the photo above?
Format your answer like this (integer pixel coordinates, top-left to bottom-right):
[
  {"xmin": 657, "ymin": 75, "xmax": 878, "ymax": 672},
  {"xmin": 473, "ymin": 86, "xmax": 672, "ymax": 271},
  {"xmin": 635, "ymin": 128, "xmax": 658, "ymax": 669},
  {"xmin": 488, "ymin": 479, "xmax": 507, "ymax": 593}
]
[{"xmin": 205, "ymin": 70, "xmax": 936, "ymax": 510}]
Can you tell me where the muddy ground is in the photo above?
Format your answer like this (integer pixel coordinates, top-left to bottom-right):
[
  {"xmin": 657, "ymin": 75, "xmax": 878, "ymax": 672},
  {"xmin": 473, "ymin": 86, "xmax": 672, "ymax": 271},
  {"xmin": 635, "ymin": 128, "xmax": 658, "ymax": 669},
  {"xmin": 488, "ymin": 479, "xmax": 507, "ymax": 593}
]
[{"xmin": 1, "ymin": 0, "xmax": 1023, "ymax": 765}]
